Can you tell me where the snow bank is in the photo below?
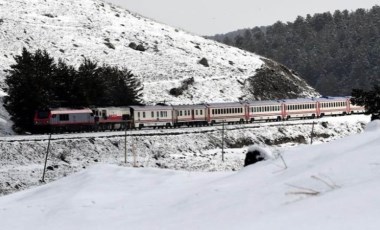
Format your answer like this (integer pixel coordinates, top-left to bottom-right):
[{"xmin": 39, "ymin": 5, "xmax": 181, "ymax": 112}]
[
  {"xmin": 0, "ymin": 115, "xmax": 379, "ymax": 230},
  {"xmin": 365, "ymin": 119, "xmax": 380, "ymax": 132}
]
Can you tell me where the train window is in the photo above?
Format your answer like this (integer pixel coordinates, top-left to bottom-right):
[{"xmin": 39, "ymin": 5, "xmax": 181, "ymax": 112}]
[
  {"xmin": 188, "ymin": 110, "xmax": 190, "ymax": 116},
  {"xmin": 37, "ymin": 111, "xmax": 49, "ymax": 119},
  {"xmin": 157, "ymin": 111, "xmax": 159, "ymax": 117},
  {"xmin": 138, "ymin": 112, "xmax": 140, "ymax": 118},
  {"xmin": 180, "ymin": 111, "xmax": 182, "ymax": 116},
  {"xmin": 195, "ymin": 110, "xmax": 198, "ymax": 115},
  {"xmin": 59, "ymin": 114, "xmax": 69, "ymax": 121},
  {"xmin": 160, "ymin": 111, "xmax": 163, "ymax": 117},
  {"xmin": 152, "ymin": 111, "xmax": 155, "ymax": 117},
  {"xmin": 143, "ymin": 112, "xmax": 146, "ymax": 118},
  {"xmin": 200, "ymin": 110, "xmax": 203, "ymax": 115}
]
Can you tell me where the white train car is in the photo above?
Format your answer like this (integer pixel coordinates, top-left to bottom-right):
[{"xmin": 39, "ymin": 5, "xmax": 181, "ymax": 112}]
[
  {"xmin": 315, "ymin": 97, "xmax": 349, "ymax": 117},
  {"xmin": 283, "ymin": 98, "xmax": 318, "ymax": 119},
  {"xmin": 129, "ymin": 105, "xmax": 173, "ymax": 129},
  {"xmin": 207, "ymin": 102, "xmax": 246, "ymax": 125},
  {"xmin": 247, "ymin": 100, "xmax": 283, "ymax": 122},
  {"xmin": 172, "ymin": 104, "xmax": 208, "ymax": 127},
  {"xmin": 92, "ymin": 107, "xmax": 131, "ymax": 130}
]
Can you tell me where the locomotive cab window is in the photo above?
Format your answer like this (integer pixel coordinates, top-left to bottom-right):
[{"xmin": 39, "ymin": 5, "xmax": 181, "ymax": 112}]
[
  {"xmin": 37, "ymin": 111, "xmax": 49, "ymax": 119},
  {"xmin": 59, "ymin": 114, "xmax": 69, "ymax": 121}
]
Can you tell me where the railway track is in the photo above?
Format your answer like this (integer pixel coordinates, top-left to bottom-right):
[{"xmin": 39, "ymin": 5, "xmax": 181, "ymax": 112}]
[{"xmin": 0, "ymin": 118, "xmax": 329, "ymax": 143}]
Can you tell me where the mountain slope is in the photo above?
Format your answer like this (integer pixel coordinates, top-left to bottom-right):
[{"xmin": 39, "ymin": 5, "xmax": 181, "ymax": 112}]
[
  {"xmin": 0, "ymin": 0, "xmax": 318, "ymax": 102},
  {"xmin": 0, "ymin": 0, "xmax": 319, "ymax": 134}
]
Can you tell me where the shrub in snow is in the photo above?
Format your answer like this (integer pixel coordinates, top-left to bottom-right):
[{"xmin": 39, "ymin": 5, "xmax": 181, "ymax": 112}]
[
  {"xmin": 169, "ymin": 77, "xmax": 195, "ymax": 97},
  {"xmin": 198, "ymin": 57, "xmax": 209, "ymax": 67},
  {"xmin": 371, "ymin": 113, "xmax": 380, "ymax": 121},
  {"xmin": 136, "ymin": 44, "xmax": 146, "ymax": 52},
  {"xmin": 128, "ymin": 42, "xmax": 137, "ymax": 49},
  {"xmin": 104, "ymin": 42, "xmax": 115, "ymax": 49},
  {"xmin": 244, "ymin": 145, "xmax": 273, "ymax": 167}
]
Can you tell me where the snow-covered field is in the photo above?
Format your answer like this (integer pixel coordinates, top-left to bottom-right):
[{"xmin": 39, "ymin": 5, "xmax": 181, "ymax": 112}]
[
  {"xmin": 0, "ymin": 115, "xmax": 370, "ymax": 196},
  {"xmin": 0, "ymin": 117, "xmax": 378, "ymax": 229}
]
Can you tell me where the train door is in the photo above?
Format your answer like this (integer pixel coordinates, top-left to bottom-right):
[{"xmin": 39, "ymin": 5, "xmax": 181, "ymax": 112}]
[
  {"xmin": 281, "ymin": 103, "xmax": 286, "ymax": 119},
  {"xmin": 191, "ymin": 109, "xmax": 195, "ymax": 120},
  {"xmin": 316, "ymin": 102, "xmax": 321, "ymax": 117},
  {"xmin": 346, "ymin": 98, "xmax": 351, "ymax": 114},
  {"xmin": 102, "ymin": 109, "xmax": 107, "ymax": 120}
]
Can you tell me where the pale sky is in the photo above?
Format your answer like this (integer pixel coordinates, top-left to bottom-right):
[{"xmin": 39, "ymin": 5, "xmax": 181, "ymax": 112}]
[{"xmin": 105, "ymin": 0, "xmax": 380, "ymax": 35}]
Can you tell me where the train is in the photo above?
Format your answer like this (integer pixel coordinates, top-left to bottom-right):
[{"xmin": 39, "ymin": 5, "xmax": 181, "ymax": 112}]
[{"xmin": 33, "ymin": 96, "xmax": 365, "ymax": 133}]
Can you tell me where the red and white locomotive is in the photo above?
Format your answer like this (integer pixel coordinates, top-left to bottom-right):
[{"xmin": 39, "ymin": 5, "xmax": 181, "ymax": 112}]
[{"xmin": 33, "ymin": 96, "xmax": 365, "ymax": 133}]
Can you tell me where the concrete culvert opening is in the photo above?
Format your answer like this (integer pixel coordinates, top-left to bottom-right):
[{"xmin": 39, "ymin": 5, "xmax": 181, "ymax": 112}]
[{"xmin": 244, "ymin": 145, "xmax": 271, "ymax": 167}]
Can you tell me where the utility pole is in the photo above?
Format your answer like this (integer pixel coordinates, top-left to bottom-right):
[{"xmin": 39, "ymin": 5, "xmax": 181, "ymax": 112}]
[
  {"xmin": 124, "ymin": 124, "xmax": 127, "ymax": 164},
  {"xmin": 310, "ymin": 121, "xmax": 315, "ymax": 144},
  {"xmin": 41, "ymin": 133, "xmax": 52, "ymax": 183},
  {"xmin": 221, "ymin": 120, "xmax": 225, "ymax": 162}
]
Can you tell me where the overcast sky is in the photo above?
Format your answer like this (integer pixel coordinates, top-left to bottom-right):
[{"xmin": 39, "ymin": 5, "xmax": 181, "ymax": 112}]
[{"xmin": 105, "ymin": 0, "xmax": 380, "ymax": 35}]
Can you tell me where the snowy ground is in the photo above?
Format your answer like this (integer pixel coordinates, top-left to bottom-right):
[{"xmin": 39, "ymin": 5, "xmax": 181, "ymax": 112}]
[
  {"xmin": 0, "ymin": 118, "xmax": 379, "ymax": 229},
  {"xmin": 0, "ymin": 115, "xmax": 370, "ymax": 196}
]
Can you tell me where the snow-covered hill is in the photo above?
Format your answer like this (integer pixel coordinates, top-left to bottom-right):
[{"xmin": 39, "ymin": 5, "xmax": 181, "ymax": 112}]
[
  {"xmin": 0, "ymin": 119, "xmax": 378, "ymax": 230},
  {"xmin": 0, "ymin": 0, "xmax": 318, "ymax": 103},
  {"xmin": 0, "ymin": 0, "xmax": 319, "ymax": 134}
]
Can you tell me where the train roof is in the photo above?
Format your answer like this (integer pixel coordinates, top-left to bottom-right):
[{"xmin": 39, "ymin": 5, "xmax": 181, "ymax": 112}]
[
  {"xmin": 314, "ymin": 96, "xmax": 349, "ymax": 102},
  {"xmin": 247, "ymin": 100, "xmax": 282, "ymax": 106},
  {"xmin": 129, "ymin": 105, "xmax": 173, "ymax": 111},
  {"xmin": 206, "ymin": 102, "xmax": 245, "ymax": 108},
  {"xmin": 172, "ymin": 104, "xmax": 207, "ymax": 109},
  {"xmin": 93, "ymin": 106, "xmax": 130, "ymax": 110},
  {"xmin": 50, "ymin": 108, "xmax": 93, "ymax": 114},
  {"xmin": 281, "ymin": 98, "xmax": 317, "ymax": 104}
]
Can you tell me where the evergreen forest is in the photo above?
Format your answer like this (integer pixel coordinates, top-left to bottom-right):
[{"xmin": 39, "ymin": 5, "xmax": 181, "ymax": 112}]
[
  {"xmin": 211, "ymin": 6, "xmax": 380, "ymax": 96},
  {"xmin": 3, "ymin": 48, "xmax": 143, "ymax": 132}
]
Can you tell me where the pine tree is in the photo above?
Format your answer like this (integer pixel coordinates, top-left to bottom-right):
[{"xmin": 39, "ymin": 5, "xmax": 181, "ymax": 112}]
[
  {"xmin": 4, "ymin": 48, "xmax": 56, "ymax": 132},
  {"xmin": 351, "ymin": 85, "xmax": 380, "ymax": 117}
]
